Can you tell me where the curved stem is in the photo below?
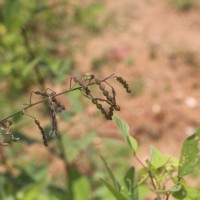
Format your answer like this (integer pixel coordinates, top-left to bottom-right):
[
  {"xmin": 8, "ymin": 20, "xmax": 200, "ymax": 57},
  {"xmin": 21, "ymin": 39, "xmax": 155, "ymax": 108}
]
[{"xmin": 0, "ymin": 74, "xmax": 113, "ymax": 123}]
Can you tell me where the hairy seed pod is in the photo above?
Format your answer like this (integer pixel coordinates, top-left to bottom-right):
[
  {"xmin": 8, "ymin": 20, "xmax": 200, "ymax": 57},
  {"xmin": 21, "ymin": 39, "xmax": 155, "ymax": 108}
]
[
  {"xmin": 92, "ymin": 99, "xmax": 98, "ymax": 104},
  {"xmin": 107, "ymin": 95, "xmax": 113, "ymax": 102},
  {"xmin": 34, "ymin": 119, "xmax": 48, "ymax": 147},
  {"xmin": 48, "ymin": 98, "xmax": 58, "ymax": 136},
  {"xmin": 101, "ymin": 109, "xmax": 106, "ymax": 115},
  {"xmin": 105, "ymin": 114, "xmax": 112, "ymax": 120},
  {"xmin": 35, "ymin": 90, "xmax": 46, "ymax": 96},
  {"xmin": 103, "ymin": 90, "xmax": 109, "ymax": 96},
  {"xmin": 96, "ymin": 103, "xmax": 103, "ymax": 109},
  {"xmin": 95, "ymin": 78, "xmax": 101, "ymax": 85},
  {"xmin": 109, "ymin": 106, "xmax": 114, "ymax": 112},
  {"xmin": 99, "ymin": 83, "xmax": 105, "ymax": 90},
  {"xmin": 126, "ymin": 88, "xmax": 131, "ymax": 93},
  {"xmin": 114, "ymin": 105, "xmax": 120, "ymax": 111}
]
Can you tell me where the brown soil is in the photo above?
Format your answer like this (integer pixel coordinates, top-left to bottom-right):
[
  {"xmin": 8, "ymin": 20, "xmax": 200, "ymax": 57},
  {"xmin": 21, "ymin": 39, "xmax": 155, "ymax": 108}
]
[{"xmin": 73, "ymin": 0, "xmax": 200, "ymax": 161}]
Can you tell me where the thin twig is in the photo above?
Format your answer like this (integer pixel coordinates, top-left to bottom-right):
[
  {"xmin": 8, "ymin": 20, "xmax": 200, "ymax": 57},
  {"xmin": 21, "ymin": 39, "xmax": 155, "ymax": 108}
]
[{"xmin": 0, "ymin": 75, "xmax": 113, "ymax": 123}]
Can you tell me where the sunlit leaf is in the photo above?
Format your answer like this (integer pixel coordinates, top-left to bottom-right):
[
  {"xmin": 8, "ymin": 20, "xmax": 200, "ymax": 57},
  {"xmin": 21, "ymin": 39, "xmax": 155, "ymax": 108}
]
[
  {"xmin": 100, "ymin": 155, "xmax": 121, "ymax": 191},
  {"xmin": 124, "ymin": 167, "xmax": 138, "ymax": 200},
  {"xmin": 100, "ymin": 178, "xmax": 128, "ymax": 200},
  {"xmin": 150, "ymin": 146, "xmax": 167, "ymax": 169},
  {"xmin": 112, "ymin": 115, "xmax": 138, "ymax": 153},
  {"xmin": 178, "ymin": 128, "xmax": 200, "ymax": 177}
]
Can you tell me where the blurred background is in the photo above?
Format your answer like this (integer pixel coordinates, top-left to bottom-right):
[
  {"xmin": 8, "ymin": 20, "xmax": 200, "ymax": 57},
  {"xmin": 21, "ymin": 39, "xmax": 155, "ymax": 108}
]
[{"xmin": 0, "ymin": 0, "xmax": 200, "ymax": 199}]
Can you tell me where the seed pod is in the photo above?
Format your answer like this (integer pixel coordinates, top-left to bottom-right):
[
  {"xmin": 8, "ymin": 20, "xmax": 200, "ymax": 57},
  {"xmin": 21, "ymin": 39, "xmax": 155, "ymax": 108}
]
[
  {"xmin": 103, "ymin": 90, "xmax": 109, "ymax": 96},
  {"xmin": 48, "ymin": 97, "xmax": 58, "ymax": 136},
  {"xmin": 126, "ymin": 88, "xmax": 131, "ymax": 93},
  {"xmin": 101, "ymin": 109, "xmax": 106, "ymax": 115},
  {"xmin": 92, "ymin": 99, "xmax": 98, "ymax": 104},
  {"xmin": 108, "ymin": 110, "xmax": 113, "ymax": 117},
  {"xmin": 107, "ymin": 95, "xmax": 113, "ymax": 102},
  {"xmin": 109, "ymin": 106, "xmax": 114, "ymax": 112},
  {"xmin": 99, "ymin": 83, "xmax": 105, "ymax": 90},
  {"xmin": 95, "ymin": 78, "xmax": 101, "ymax": 85},
  {"xmin": 114, "ymin": 105, "xmax": 120, "ymax": 111},
  {"xmin": 96, "ymin": 103, "xmax": 103, "ymax": 110},
  {"xmin": 34, "ymin": 119, "xmax": 48, "ymax": 147},
  {"xmin": 34, "ymin": 90, "xmax": 46, "ymax": 97},
  {"xmin": 105, "ymin": 114, "xmax": 112, "ymax": 120}
]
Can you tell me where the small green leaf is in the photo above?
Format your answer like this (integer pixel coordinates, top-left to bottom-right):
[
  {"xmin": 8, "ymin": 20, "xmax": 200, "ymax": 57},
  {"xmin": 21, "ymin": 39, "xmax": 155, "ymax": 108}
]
[
  {"xmin": 124, "ymin": 167, "xmax": 138, "ymax": 200},
  {"xmin": 100, "ymin": 178, "xmax": 128, "ymax": 200},
  {"xmin": 100, "ymin": 155, "xmax": 121, "ymax": 191},
  {"xmin": 22, "ymin": 57, "xmax": 41, "ymax": 77},
  {"xmin": 73, "ymin": 176, "xmax": 91, "ymax": 200},
  {"xmin": 113, "ymin": 115, "xmax": 138, "ymax": 152},
  {"xmin": 23, "ymin": 181, "xmax": 44, "ymax": 200},
  {"xmin": 178, "ymin": 128, "xmax": 200, "ymax": 177},
  {"xmin": 125, "ymin": 136, "xmax": 138, "ymax": 153},
  {"xmin": 171, "ymin": 184, "xmax": 187, "ymax": 199},
  {"xmin": 170, "ymin": 184, "xmax": 182, "ymax": 192},
  {"xmin": 150, "ymin": 146, "xmax": 167, "ymax": 169}
]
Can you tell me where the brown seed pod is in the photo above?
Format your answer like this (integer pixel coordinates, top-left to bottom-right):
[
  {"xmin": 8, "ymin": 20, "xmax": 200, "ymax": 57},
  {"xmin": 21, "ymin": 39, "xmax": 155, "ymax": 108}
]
[
  {"xmin": 48, "ymin": 97, "xmax": 58, "ymax": 136},
  {"xmin": 114, "ymin": 104, "xmax": 120, "ymax": 111},
  {"xmin": 96, "ymin": 103, "xmax": 103, "ymax": 110},
  {"xmin": 99, "ymin": 83, "xmax": 105, "ymax": 90},
  {"xmin": 34, "ymin": 119, "xmax": 48, "ymax": 147}
]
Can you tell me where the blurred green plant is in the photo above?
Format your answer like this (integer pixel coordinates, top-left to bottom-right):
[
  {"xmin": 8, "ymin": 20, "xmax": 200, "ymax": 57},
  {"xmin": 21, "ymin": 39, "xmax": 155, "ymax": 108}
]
[
  {"xmin": 169, "ymin": 0, "xmax": 197, "ymax": 10},
  {"xmin": 100, "ymin": 115, "xmax": 200, "ymax": 200}
]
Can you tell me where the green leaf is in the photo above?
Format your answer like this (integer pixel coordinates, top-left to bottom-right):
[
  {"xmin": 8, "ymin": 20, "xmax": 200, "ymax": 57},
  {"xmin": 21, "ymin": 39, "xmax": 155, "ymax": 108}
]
[
  {"xmin": 73, "ymin": 176, "xmax": 91, "ymax": 200},
  {"xmin": 22, "ymin": 57, "xmax": 41, "ymax": 77},
  {"xmin": 125, "ymin": 136, "xmax": 138, "ymax": 153},
  {"xmin": 150, "ymin": 146, "xmax": 167, "ymax": 169},
  {"xmin": 77, "ymin": 131, "xmax": 96, "ymax": 151},
  {"xmin": 100, "ymin": 155, "xmax": 121, "ymax": 191},
  {"xmin": 124, "ymin": 167, "xmax": 138, "ymax": 200},
  {"xmin": 100, "ymin": 178, "xmax": 128, "ymax": 200},
  {"xmin": 61, "ymin": 131, "xmax": 96, "ymax": 162},
  {"xmin": 178, "ymin": 128, "xmax": 200, "ymax": 177},
  {"xmin": 171, "ymin": 184, "xmax": 187, "ymax": 199},
  {"xmin": 22, "ymin": 181, "xmax": 45, "ymax": 200},
  {"xmin": 48, "ymin": 186, "xmax": 68, "ymax": 200},
  {"xmin": 170, "ymin": 184, "xmax": 182, "ymax": 192},
  {"xmin": 112, "ymin": 115, "xmax": 138, "ymax": 153}
]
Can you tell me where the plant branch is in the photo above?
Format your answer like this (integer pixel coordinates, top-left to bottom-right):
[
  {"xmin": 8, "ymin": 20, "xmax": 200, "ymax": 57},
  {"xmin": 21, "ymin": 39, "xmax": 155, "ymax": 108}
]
[{"xmin": 0, "ymin": 74, "xmax": 113, "ymax": 124}]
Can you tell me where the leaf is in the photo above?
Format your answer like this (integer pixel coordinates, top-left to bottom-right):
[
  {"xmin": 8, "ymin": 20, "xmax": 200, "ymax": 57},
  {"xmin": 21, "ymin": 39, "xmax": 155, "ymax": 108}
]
[
  {"xmin": 178, "ymin": 128, "xmax": 200, "ymax": 177},
  {"xmin": 100, "ymin": 178, "xmax": 128, "ymax": 200},
  {"xmin": 150, "ymin": 146, "xmax": 167, "ymax": 169},
  {"xmin": 124, "ymin": 167, "xmax": 139, "ymax": 200},
  {"xmin": 73, "ymin": 176, "xmax": 91, "ymax": 200},
  {"xmin": 77, "ymin": 131, "xmax": 96, "ymax": 151},
  {"xmin": 171, "ymin": 184, "xmax": 187, "ymax": 199},
  {"xmin": 22, "ymin": 181, "xmax": 44, "ymax": 200},
  {"xmin": 48, "ymin": 186, "xmax": 68, "ymax": 200},
  {"xmin": 112, "ymin": 115, "xmax": 138, "ymax": 153},
  {"xmin": 170, "ymin": 184, "xmax": 182, "ymax": 192},
  {"xmin": 100, "ymin": 155, "xmax": 121, "ymax": 191},
  {"xmin": 22, "ymin": 57, "xmax": 41, "ymax": 77},
  {"xmin": 61, "ymin": 131, "xmax": 96, "ymax": 162},
  {"xmin": 125, "ymin": 136, "xmax": 138, "ymax": 153}
]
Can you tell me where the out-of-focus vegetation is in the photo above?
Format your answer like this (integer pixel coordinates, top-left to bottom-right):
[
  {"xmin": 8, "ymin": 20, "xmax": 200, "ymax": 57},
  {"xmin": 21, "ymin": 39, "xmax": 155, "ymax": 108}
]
[
  {"xmin": 0, "ymin": 0, "xmax": 106, "ymax": 116},
  {"xmin": 1, "ymin": 0, "xmax": 200, "ymax": 200}
]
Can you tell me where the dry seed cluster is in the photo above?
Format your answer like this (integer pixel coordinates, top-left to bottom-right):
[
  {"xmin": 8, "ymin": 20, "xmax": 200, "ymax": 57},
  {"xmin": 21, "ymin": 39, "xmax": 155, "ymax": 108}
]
[
  {"xmin": 71, "ymin": 73, "xmax": 131, "ymax": 120},
  {"xmin": 0, "ymin": 73, "xmax": 131, "ymax": 147},
  {"xmin": 0, "ymin": 120, "xmax": 19, "ymax": 146},
  {"xmin": 116, "ymin": 76, "xmax": 131, "ymax": 93},
  {"xmin": 34, "ymin": 119, "xmax": 48, "ymax": 147}
]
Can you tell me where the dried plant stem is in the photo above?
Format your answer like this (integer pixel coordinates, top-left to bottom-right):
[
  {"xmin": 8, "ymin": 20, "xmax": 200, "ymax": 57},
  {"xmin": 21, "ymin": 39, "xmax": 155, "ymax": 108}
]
[
  {"xmin": 0, "ymin": 86, "xmax": 82, "ymax": 123},
  {"xmin": 0, "ymin": 74, "xmax": 113, "ymax": 124},
  {"xmin": 56, "ymin": 134, "xmax": 72, "ymax": 193},
  {"xmin": 133, "ymin": 153, "xmax": 161, "ymax": 199}
]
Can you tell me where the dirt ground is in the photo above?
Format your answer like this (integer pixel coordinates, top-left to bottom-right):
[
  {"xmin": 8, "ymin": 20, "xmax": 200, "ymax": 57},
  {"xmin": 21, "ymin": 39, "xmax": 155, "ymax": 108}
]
[{"xmin": 70, "ymin": 0, "xmax": 200, "ymax": 161}]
